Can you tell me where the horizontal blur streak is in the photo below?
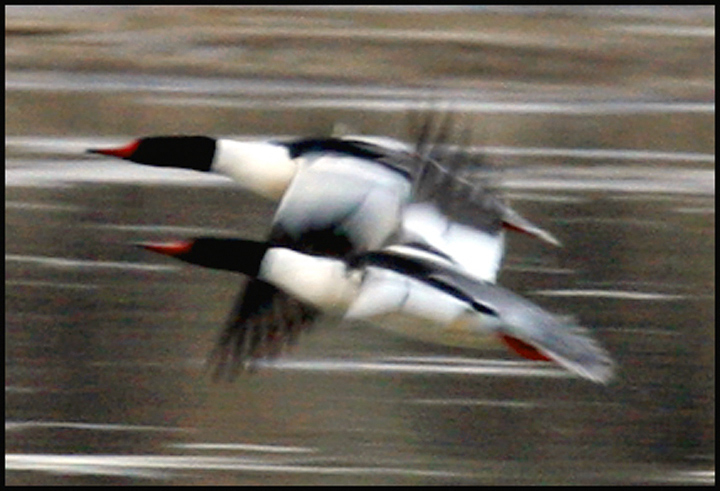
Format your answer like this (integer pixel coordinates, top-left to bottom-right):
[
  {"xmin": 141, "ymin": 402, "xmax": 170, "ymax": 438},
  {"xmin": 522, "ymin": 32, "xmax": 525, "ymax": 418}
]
[
  {"xmin": 5, "ymin": 454, "xmax": 468, "ymax": 479},
  {"xmin": 146, "ymin": 96, "xmax": 715, "ymax": 114},
  {"xmin": 5, "ymin": 254, "xmax": 177, "ymax": 272},
  {"xmin": 5, "ymin": 201, "xmax": 84, "ymax": 212},
  {"xmin": 5, "ymin": 454, "xmax": 713, "ymax": 484},
  {"xmin": 5, "ymin": 280, "xmax": 99, "ymax": 290},
  {"xmin": 6, "ymin": 421, "xmax": 190, "ymax": 433},
  {"xmin": 532, "ymin": 289, "xmax": 687, "ymax": 301},
  {"xmin": 169, "ymin": 443, "xmax": 316, "ymax": 453},
  {"xmin": 257, "ymin": 357, "xmax": 573, "ymax": 379},
  {"xmin": 89, "ymin": 223, "xmax": 244, "ymax": 237}
]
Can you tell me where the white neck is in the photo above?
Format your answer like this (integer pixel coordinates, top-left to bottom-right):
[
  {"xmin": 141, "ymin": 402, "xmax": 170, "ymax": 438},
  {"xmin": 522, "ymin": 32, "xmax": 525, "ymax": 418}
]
[{"xmin": 212, "ymin": 140, "xmax": 297, "ymax": 201}]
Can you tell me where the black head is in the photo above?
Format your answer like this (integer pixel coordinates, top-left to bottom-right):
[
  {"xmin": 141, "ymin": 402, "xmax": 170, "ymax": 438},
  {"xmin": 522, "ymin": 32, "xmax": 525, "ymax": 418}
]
[
  {"xmin": 88, "ymin": 136, "xmax": 217, "ymax": 172},
  {"xmin": 140, "ymin": 237, "xmax": 269, "ymax": 277}
]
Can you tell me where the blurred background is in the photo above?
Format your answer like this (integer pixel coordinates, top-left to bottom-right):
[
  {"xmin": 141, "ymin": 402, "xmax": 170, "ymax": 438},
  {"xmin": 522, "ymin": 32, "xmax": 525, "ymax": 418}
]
[{"xmin": 5, "ymin": 6, "xmax": 714, "ymax": 485}]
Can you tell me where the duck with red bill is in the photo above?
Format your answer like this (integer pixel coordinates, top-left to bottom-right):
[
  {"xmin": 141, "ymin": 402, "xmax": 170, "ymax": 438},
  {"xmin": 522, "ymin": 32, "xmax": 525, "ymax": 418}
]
[{"xmin": 139, "ymin": 236, "xmax": 613, "ymax": 384}]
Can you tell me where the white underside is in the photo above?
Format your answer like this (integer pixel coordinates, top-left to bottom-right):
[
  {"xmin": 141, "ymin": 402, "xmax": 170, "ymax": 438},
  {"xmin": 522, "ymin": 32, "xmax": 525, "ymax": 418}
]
[{"xmin": 260, "ymin": 249, "xmax": 501, "ymax": 349}]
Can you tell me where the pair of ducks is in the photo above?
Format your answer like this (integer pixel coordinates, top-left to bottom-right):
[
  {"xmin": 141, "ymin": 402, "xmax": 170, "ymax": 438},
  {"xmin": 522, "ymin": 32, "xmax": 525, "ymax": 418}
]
[{"xmin": 88, "ymin": 127, "xmax": 613, "ymax": 384}]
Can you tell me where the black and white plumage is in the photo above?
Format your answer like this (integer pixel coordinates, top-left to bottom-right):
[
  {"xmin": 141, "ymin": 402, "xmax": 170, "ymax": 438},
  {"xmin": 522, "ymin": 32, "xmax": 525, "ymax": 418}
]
[
  {"xmin": 89, "ymin": 120, "xmax": 564, "ymax": 378},
  {"xmin": 140, "ymin": 238, "xmax": 613, "ymax": 384}
]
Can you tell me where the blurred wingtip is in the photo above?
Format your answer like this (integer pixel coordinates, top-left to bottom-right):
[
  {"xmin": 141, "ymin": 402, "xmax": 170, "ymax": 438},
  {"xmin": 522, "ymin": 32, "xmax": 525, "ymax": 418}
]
[
  {"xmin": 547, "ymin": 330, "xmax": 616, "ymax": 385},
  {"xmin": 575, "ymin": 358, "xmax": 615, "ymax": 385},
  {"xmin": 531, "ymin": 228, "xmax": 563, "ymax": 248},
  {"xmin": 500, "ymin": 206, "xmax": 563, "ymax": 247}
]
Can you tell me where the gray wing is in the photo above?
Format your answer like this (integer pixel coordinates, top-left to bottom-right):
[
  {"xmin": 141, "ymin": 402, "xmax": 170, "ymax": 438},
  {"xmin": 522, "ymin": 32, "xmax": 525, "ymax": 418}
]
[
  {"xmin": 430, "ymin": 270, "xmax": 614, "ymax": 384},
  {"xmin": 416, "ymin": 150, "xmax": 561, "ymax": 246},
  {"xmin": 409, "ymin": 114, "xmax": 562, "ymax": 247}
]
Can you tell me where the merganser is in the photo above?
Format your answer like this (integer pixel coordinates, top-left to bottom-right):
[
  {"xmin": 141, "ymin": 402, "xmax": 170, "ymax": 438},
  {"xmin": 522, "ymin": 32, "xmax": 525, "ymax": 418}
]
[
  {"xmin": 140, "ymin": 237, "xmax": 613, "ymax": 384},
  {"xmin": 87, "ymin": 134, "xmax": 560, "ymax": 252},
  {"xmin": 88, "ymin": 125, "xmax": 561, "ymax": 377}
]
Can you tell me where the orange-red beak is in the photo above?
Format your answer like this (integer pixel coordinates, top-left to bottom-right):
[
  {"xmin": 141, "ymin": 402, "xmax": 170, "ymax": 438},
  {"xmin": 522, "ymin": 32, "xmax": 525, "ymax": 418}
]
[
  {"xmin": 137, "ymin": 240, "xmax": 195, "ymax": 257},
  {"xmin": 87, "ymin": 140, "xmax": 141, "ymax": 159}
]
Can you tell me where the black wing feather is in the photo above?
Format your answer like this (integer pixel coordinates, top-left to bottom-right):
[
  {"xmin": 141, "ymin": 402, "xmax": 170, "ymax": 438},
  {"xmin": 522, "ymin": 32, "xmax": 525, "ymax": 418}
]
[{"xmin": 208, "ymin": 279, "xmax": 320, "ymax": 380}]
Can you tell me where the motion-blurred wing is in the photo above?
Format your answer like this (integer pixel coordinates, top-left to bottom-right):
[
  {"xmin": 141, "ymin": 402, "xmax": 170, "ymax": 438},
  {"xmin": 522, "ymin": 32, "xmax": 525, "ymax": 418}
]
[
  {"xmin": 429, "ymin": 270, "xmax": 614, "ymax": 384},
  {"xmin": 410, "ymin": 115, "xmax": 561, "ymax": 248},
  {"xmin": 209, "ymin": 279, "xmax": 320, "ymax": 380}
]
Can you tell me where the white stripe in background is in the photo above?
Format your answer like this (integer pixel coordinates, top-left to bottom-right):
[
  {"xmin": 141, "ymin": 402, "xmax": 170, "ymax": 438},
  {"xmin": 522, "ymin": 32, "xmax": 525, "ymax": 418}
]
[
  {"xmin": 533, "ymin": 289, "xmax": 686, "ymax": 301},
  {"xmin": 257, "ymin": 357, "xmax": 571, "ymax": 378},
  {"xmin": 6, "ymin": 420, "xmax": 190, "ymax": 433},
  {"xmin": 170, "ymin": 443, "xmax": 316, "ymax": 453},
  {"xmin": 5, "ymin": 454, "xmax": 467, "ymax": 479},
  {"xmin": 5, "ymin": 254, "xmax": 177, "ymax": 272},
  {"xmin": 5, "ymin": 280, "xmax": 99, "ymax": 290}
]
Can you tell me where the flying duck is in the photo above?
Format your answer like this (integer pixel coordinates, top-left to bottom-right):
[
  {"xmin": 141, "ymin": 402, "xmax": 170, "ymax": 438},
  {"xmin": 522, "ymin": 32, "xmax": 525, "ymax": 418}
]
[
  {"xmin": 140, "ymin": 237, "xmax": 613, "ymax": 384},
  {"xmin": 88, "ymin": 122, "xmax": 561, "ymax": 377}
]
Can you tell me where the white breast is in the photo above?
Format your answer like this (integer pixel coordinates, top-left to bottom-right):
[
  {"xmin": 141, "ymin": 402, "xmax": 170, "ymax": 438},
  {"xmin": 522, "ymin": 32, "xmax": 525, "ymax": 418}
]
[{"xmin": 259, "ymin": 248, "xmax": 361, "ymax": 313}]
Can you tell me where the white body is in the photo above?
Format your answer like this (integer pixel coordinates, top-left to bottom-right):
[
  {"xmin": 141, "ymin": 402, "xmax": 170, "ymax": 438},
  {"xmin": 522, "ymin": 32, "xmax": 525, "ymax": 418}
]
[
  {"xmin": 211, "ymin": 138, "xmax": 509, "ymax": 279},
  {"xmin": 260, "ymin": 247, "xmax": 502, "ymax": 349},
  {"xmin": 261, "ymin": 248, "xmax": 361, "ymax": 315},
  {"xmin": 257, "ymin": 244, "xmax": 614, "ymax": 384},
  {"xmin": 274, "ymin": 152, "xmax": 412, "ymax": 251},
  {"xmin": 401, "ymin": 203, "xmax": 505, "ymax": 282},
  {"xmin": 209, "ymin": 138, "xmax": 511, "ymax": 350}
]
